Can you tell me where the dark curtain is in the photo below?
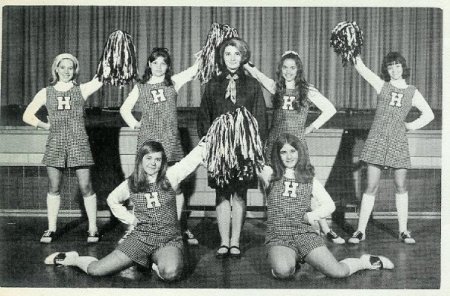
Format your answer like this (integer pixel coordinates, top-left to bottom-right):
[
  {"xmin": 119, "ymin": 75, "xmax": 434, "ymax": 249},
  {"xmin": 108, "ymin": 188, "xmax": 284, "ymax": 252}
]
[{"xmin": 1, "ymin": 6, "xmax": 442, "ymax": 110}]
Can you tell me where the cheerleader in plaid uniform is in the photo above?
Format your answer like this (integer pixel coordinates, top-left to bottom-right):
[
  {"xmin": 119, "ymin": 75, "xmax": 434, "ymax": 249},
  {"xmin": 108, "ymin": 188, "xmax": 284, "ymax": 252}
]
[
  {"xmin": 259, "ymin": 133, "xmax": 394, "ymax": 280},
  {"xmin": 244, "ymin": 51, "xmax": 344, "ymax": 244},
  {"xmin": 23, "ymin": 53, "xmax": 103, "ymax": 243},
  {"xmin": 197, "ymin": 37, "xmax": 268, "ymax": 259},
  {"xmin": 348, "ymin": 53, "xmax": 434, "ymax": 244},
  {"xmin": 44, "ymin": 139, "xmax": 206, "ymax": 280},
  {"xmin": 120, "ymin": 48, "xmax": 199, "ymax": 245}
]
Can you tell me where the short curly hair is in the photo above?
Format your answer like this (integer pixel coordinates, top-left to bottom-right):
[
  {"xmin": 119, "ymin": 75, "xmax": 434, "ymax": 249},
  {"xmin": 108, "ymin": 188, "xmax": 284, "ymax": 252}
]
[{"xmin": 218, "ymin": 37, "xmax": 251, "ymax": 71}]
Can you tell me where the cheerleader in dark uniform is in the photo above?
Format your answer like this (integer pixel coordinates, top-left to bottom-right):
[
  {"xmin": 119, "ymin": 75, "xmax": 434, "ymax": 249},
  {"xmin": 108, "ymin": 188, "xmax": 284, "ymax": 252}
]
[
  {"xmin": 23, "ymin": 53, "xmax": 103, "ymax": 243},
  {"xmin": 44, "ymin": 139, "xmax": 206, "ymax": 280},
  {"xmin": 259, "ymin": 133, "xmax": 394, "ymax": 280},
  {"xmin": 244, "ymin": 51, "xmax": 344, "ymax": 244},
  {"xmin": 348, "ymin": 53, "xmax": 434, "ymax": 244},
  {"xmin": 197, "ymin": 37, "xmax": 268, "ymax": 259},
  {"xmin": 120, "ymin": 48, "xmax": 199, "ymax": 244}
]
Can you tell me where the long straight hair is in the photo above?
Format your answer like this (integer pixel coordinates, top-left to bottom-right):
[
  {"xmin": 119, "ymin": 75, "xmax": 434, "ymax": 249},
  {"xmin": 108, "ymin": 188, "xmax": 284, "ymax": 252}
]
[
  {"xmin": 270, "ymin": 133, "xmax": 314, "ymax": 183},
  {"xmin": 273, "ymin": 52, "xmax": 309, "ymax": 111},
  {"xmin": 128, "ymin": 140, "xmax": 171, "ymax": 193}
]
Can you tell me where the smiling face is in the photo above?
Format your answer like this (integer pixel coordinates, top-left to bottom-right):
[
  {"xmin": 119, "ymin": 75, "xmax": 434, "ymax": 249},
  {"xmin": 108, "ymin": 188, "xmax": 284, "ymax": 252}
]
[
  {"xmin": 279, "ymin": 143, "xmax": 299, "ymax": 169},
  {"xmin": 281, "ymin": 58, "xmax": 298, "ymax": 83},
  {"xmin": 142, "ymin": 151, "xmax": 163, "ymax": 178},
  {"xmin": 149, "ymin": 56, "xmax": 168, "ymax": 78},
  {"xmin": 223, "ymin": 45, "xmax": 242, "ymax": 72},
  {"xmin": 56, "ymin": 59, "xmax": 75, "ymax": 83},
  {"xmin": 387, "ymin": 62, "xmax": 403, "ymax": 81}
]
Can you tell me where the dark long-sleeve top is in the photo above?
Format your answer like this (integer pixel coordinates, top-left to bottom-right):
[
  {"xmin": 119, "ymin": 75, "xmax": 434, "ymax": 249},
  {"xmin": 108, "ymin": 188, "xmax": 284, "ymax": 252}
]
[{"xmin": 197, "ymin": 68, "xmax": 268, "ymax": 140}]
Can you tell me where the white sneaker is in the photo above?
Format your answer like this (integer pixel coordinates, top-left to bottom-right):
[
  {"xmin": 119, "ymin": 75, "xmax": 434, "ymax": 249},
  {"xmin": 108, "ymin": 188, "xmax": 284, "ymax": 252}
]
[
  {"xmin": 361, "ymin": 254, "xmax": 394, "ymax": 270},
  {"xmin": 183, "ymin": 229, "xmax": 199, "ymax": 245},
  {"xmin": 325, "ymin": 230, "xmax": 345, "ymax": 244},
  {"xmin": 399, "ymin": 231, "xmax": 416, "ymax": 244},
  {"xmin": 348, "ymin": 230, "xmax": 366, "ymax": 244},
  {"xmin": 44, "ymin": 251, "xmax": 79, "ymax": 265}
]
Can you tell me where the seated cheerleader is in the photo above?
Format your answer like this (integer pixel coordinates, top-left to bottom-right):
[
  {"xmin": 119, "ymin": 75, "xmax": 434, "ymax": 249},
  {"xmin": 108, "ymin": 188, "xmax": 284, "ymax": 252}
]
[
  {"xmin": 258, "ymin": 133, "xmax": 394, "ymax": 280},
  {"xmin": 44, "ymin": 139, "xmax": 206, "ymax": 281}
]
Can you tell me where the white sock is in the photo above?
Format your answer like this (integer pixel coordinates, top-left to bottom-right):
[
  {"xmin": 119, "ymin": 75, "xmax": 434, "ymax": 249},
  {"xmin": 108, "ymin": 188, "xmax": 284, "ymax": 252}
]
[
  {"xmin": 340, "ymin": 258, "xmax": 364, "ymax": 276},
  {"xmin": 47, "ymin": 193, "xmax": 60, "ymax": 231},
  {"xmin": 78, "ymin": 256, "xmax": 99, "ymax": 274},
  {"xmin": 357, "ymin": 193, "xmax": 375, "ymax": 232},
  {"xmin": 176, "ymin": 193, "xmax": 184, "ymax": 221},
  {"xmin": 83, "ymin": 193, "xmax": 98, "ymax": 233},
  {"xmin": 395, "ymin": 192, "xmax": 409, "ymax": 232}
]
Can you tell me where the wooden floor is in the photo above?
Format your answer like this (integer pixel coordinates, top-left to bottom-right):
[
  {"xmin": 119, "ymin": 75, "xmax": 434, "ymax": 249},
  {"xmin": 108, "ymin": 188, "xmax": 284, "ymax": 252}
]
[{"xmin": 0, "ymin": 216, "xmax": 441, "ymax": 289}]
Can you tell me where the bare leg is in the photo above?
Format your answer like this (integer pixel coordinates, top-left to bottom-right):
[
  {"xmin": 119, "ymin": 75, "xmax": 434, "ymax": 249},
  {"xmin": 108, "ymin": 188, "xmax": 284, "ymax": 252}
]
[
  {"xmin": 230, "ymin": 189, "xmax": 247, "ymax": 252},
  {"xmin": 76, "ymin": 167, "xmax": 97, "ymax": 234},
  {"xmin": 216, "ymin": 189, "xmax": 231, "ymax": 252},
  {"xmin": 46, "ymin": 167, "xmax": 63, "ymax": 231},
  {"xmin": 268, "ymin": 245, "xmax": 297, "ymax": 279},
  {"xmin": 357, "ymin": 164, "xmax": 381, "ymax": 232},
  {"xmin": 152, "ymin": 245, "xmax": 184, "ymax": 281},
  {"xmin": 304, "ymin": 246, "xmax": 350, "ymax": 278}
]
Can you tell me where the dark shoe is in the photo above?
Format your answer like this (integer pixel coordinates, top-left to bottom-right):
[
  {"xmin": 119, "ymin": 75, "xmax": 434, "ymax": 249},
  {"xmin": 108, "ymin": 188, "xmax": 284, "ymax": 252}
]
[
  {"xmin": 215, "ymin": 245, "xmax": 229, "ymax": 259},
  {"xmin": 229, "ymin": 246, "xmax": 241, "ymax": 259},
  {"xmin": 40, "ymin": 230, "xmax": 56, "ymax": 243}
]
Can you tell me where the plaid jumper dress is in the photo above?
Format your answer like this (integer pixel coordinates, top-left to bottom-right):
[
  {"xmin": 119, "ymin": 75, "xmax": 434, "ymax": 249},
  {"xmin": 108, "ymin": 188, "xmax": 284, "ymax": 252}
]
[
  {"xmin": 117, "ymin": 180, "xmax": 182, "ymax": 267},
  {"xmin": 265, "ymin": 89, "xmax": 310, "ymax": 163},
  {"xmin": 360, "ymin": 83, "xmax": 416, "ymax": 169},
  {"xmin": 136, "ymin": 83, "xmax": 184, "ymax": 162},
  {"xmin": 266, "ymin": 176, "xmax": 324, "ymax": 261},
  {"xmin": 42, "ymin": 85, "xmax": 93, "ymax": 168}
]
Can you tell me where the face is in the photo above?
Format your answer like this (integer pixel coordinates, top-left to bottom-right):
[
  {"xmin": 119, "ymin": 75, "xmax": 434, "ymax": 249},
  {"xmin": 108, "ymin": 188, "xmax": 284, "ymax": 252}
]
[
  {"xmin": 150, "ymin": 56, "xmax": 168, "ymax": 77},
  {"xmin": 387, "ymin": 62, "xmax": 403, "ymax": 80},
  {"xmin": 281, "ymin": 58, "xmax": 298, "ymax": 82},
  {"xmin": 142, "ymin": 151, "xmax": 163, "ymax": 177},
  {"xmin": 56, "ymin": 59, "xmax": 75, "ymax": 83},
  {"xmin": 279, "ymin": 143, "xmax": 299, "ymax": 169},
  {"xmin": 223, "ymin": 45, "xmax": 242, "ymax": 72}
]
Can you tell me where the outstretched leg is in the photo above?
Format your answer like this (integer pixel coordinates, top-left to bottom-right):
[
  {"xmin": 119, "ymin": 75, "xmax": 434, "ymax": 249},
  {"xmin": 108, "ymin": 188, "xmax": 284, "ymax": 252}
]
[{"xmin": 268, "ymin": 245, "xmax": 297, "ymax": 279}]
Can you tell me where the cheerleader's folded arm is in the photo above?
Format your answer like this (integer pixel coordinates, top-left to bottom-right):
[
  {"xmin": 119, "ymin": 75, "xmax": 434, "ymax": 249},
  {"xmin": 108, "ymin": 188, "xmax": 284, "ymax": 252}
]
[
  {"xmin": 119, "ymin": 85, "xmax": 140, "ymax": 129},
  {"xmin": 304, "ymin": 178, "xmax": 336, "ymax": 225},
  {"xmin": 172, "ymin": 60, "xmax": 200, "ymax": 92},
  {"xmin": 22, "ymin": 88, "xmax": 49, "ymax": 129},
  {"xmin": 405, "ymin": 91, "xmax": 435, "ymax": 130},
  {"xmin": 243, "ymin": 63, "xmax": 276, "ymax": 95},
  {"xmin": 166, "ymin": 139, "xmax": 207, "ymax": 189},
  {"xmin": 80, "ymin": 76, "xmax": 104, "ymax": 99},
  {"xmin": 106, "ymin": 180, "xmax": 138, "ymax": 226},
  {"xmin": 307, "ymin": 87, "xmax": 337, "ymax": 130},
  {"xmin": 354, "ymin": 56, "xmax": 384, "ymax": 94}
]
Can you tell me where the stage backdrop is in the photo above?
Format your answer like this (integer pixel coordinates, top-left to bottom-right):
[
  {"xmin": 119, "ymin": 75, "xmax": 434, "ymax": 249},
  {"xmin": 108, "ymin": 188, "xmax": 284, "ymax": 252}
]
[{"xmin": 1, "ymin": 6, "xmax": 442, "ymax": 110}]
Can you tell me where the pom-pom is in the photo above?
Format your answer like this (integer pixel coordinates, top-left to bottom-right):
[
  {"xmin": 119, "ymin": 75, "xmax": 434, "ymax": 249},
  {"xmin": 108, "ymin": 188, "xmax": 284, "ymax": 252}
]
[
  {"xmin": 196, "ymin": 23, "xmax": 239, "ymax": 84},
  {"xmin": 204, "ymin": 107, "xmax": 265, "ymax": 188},
  {"xmin": 96, "ymin": 30, "xmax": 138, "ymax": 87},
  {"xmin": 330, "ymin": 21, "xmax": 364, "ymax": 66}
]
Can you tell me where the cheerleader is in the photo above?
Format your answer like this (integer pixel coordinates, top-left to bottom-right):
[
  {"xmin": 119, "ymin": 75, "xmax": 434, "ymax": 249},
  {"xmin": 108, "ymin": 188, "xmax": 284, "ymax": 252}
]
[
  {"xmin": 22, "ymin": 53, "xmax": 103, "ymax": 243},
  {"xmin": 348, "ymin": 53, "xmax": 434, "ymax": 244},
  {"xmin": 44, "ymin": 139, "xmax": 206, "ymax": 280},
  {"xmin": 244, "ymin": 51, "xmax": 344, "ymax": 244},
  {"xmin": 120, "ymin": 47, "xmax": 199, "ymax": 245},
  {"xmin": 259, "ymin": 133, "xmax": 394, "ymax": 280},
  {"xmin": 197, "ymin": 37, "xmax": 268, "ymax": 259}
]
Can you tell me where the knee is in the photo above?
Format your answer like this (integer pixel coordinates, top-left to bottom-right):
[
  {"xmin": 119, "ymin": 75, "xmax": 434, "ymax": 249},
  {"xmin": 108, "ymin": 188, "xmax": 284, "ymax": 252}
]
[
  {"xmin": 395, "ymin": 185, "xmax": 408, "ymax": 194},
  {"xmin": 271, "ymin": 263, "xmax": 295, "ymax": 280},
  {"xmin": 365, "ymin": 185, "xmax": 378, "ymax": 196},
  {"xmin": 80, "ymin": 185, "xmax": 94, "ymax": 197},
  {"xmin": 158, "ymin": 264, "xmax": 182, "ymax": 282}
]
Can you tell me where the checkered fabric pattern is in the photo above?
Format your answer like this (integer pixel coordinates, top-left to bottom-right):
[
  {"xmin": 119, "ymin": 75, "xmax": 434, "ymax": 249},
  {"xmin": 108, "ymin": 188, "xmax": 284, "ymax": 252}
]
[
  {"xmin": 42, "ymin": 86, "xmax": 94, "ymax": 168},
  {"xmin": 265, "ymin": 89, "xmax": 311, "ymax": 163},
  {"xmin": 136, "ymin": 83, "xmax": 184, "ymax": 162},
  {"xmin": 360, "ymin": 83, "xmax": 416, "ymax": 169},
  {"xmin": 116, "ymin": 180, "xmax": 181, "ymax": 266},
  {"xmin": 265, "ymin": 177, "xmax": 324, "ymax": 260}
]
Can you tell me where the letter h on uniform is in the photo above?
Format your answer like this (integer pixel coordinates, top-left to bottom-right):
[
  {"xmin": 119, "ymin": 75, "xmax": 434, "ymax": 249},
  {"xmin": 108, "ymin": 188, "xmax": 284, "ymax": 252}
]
[
  {"xmin": 283, "ymin": 181, "xmax": 299, "ymax": 197},
  {"xmin": 389, "ymin": 92, "xmax": 404, "ymax": 107},
  {"xmin": 282, "ymin": 96, "xmax": 295, "ymax": 110},
  {"xmin": 57, "ymin": 96, "xmax": 71, "ymax": 110},
  {"xmin": 145, "ymin": 192, "xmax": 162, "ymax": 208},
  {"xmin": 151, "ymin": 89, "xmax": 167, "ymax": 103}
]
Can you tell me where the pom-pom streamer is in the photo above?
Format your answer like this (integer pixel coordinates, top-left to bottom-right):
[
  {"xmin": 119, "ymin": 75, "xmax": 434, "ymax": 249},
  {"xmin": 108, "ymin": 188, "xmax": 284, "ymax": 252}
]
[
  {"xmin": 330, "ymin": 21, "xmax": 364, "ymax": 66},
  {"xmin": 204, "ymin": 107, "xmax": 265, "ymax": 188},
  {"xmin": 96, "ymin": 30, "xmax": 138, "ymax": 87},
  {"xmin": 196, "ymin": 23, "xmax": 239, "ymax": 84}
]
